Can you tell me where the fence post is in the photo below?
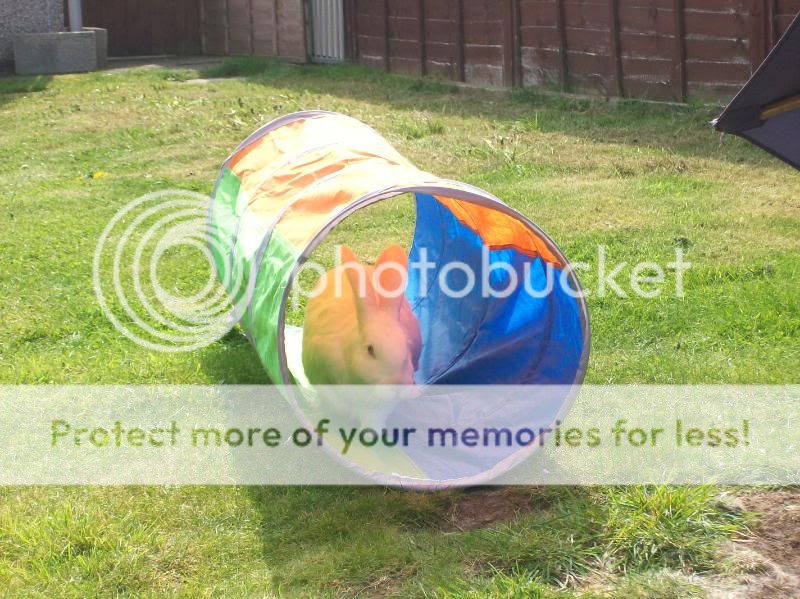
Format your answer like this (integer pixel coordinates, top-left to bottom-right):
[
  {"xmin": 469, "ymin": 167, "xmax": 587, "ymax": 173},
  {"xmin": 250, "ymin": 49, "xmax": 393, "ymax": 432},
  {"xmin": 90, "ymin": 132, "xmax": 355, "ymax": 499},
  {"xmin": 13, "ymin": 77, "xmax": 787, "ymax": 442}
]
[
  {"xmin": 608, "ymin": 0, "xmax": 623, "ymax": 96},
  {"xmin": 767, "ymin": 0, "xmax": 777, "ymax": 49},
  {"xmin": 505, "ymin": 0, "xmax": 522, "ymax": 87},
  {"xmin": 200, "ymin": 0, "xmax": 208, "ymax": 54},
  {"xmin": 454, "ymin": 0, "xmax": 465, "ymax": 82},
  {"xmin": 749, "ymin": 0, "xmax": 767, "ymax": 72},
  {"xmin": 555, "ymin": 0, "xmax": 568, "ymax": 91},
  {"xmin": 272, "ymin": 0, "xmax": 279, "ymax": 56},
  {"xmin": 382, "ymin": 0, "xmax": 390, "ymax": 70},
  {"xmin": 514, "ymin": 0, "xmax": 522, "ymax": 86},
  {"xmin": 503, "ymin": 0, "xmax": 516, "ymax": 87},
  {"xmin": 672, "ymin": 0, "xmax": 686, "ymax": 102},
  {"xmin": 223, "ymin": 0, "xmax": 230, "ymax": 55},
  {"xmin": 419, "ymin": 0, "xmax": 427, "ymax": 76},
  {"xmin": 346, "ymin": 0, "xmax": 359, "ymax": 62},
  {"xmin": 248, "ymin": 0, "xmax": 255, "ymax": 54}
]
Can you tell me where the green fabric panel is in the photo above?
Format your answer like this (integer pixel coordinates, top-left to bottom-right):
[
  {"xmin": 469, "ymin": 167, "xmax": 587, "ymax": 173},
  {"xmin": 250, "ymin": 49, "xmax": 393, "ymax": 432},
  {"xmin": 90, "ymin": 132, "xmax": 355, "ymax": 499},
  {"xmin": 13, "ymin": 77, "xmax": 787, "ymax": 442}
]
[
  {"xmin": 210, "ymin": 168, "xmax": 276, "ymax": 342},
  {"xmin": 229, "ymin": 205, "xmax": 274, "ymax": 337},
  {"xmin": 208, "ymin": 167, "xmax": 241, "ymax": 289},
  {"xmin": 250, "ymin": 229, "xmax": 299, "ymax": 383},
  {"xmin": 211, "ymin": 164, "xmax": 302, "ymax": 384}
]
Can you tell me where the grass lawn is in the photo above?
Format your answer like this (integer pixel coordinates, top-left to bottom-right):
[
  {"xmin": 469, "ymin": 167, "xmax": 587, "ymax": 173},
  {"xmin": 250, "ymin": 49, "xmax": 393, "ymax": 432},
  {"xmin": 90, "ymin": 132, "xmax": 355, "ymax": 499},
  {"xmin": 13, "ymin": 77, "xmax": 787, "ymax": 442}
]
[{"xmin": 0, "ymin": 58, "xmax": 798, "ymax": 596}]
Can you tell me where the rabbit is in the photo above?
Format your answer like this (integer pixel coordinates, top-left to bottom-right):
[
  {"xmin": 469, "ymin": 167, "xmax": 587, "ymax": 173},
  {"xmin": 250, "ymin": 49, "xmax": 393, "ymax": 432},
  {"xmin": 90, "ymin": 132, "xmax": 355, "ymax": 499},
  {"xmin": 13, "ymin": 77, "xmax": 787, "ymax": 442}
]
[{"xmin": 301, "ymin": 244, "xmax": 422, "ymax": 387}]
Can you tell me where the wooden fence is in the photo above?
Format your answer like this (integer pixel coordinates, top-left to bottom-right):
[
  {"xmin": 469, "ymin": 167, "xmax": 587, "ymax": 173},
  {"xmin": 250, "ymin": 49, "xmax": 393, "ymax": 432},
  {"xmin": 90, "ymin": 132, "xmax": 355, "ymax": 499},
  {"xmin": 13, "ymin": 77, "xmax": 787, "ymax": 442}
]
[
  {"xmin": 80, "ymin": 0, "xmax": 306, "ymax": 62},
  {"xmin": 80, "ymin": 0, "xmax": 799, "ymax": 101},
  {"xmin": 81, "ymin": 0, "xmax": 202, "ymax": 56},
  {"xmin": 200, "ymin": 0, "xmax": 307, "ymax": 62},
  {"xmin": 349, "ymin": 0, "xmax": 800, "ymax": 101}
]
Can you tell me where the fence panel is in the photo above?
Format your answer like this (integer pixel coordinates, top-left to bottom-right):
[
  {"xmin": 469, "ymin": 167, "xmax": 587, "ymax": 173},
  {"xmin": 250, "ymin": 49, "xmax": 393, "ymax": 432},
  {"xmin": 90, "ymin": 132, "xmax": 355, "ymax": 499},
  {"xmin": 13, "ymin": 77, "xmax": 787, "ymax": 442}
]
[{"xmin": 81, "ymin": 0, "xmax": 201, "ymax": 56}]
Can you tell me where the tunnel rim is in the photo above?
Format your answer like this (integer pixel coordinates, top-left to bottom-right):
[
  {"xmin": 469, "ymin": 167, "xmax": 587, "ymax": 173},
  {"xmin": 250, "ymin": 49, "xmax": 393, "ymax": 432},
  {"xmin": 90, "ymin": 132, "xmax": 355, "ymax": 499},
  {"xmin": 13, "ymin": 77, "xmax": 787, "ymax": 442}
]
[{"xmin": 271, "ymin": 183, "xmax": 590, "ymax": 489}]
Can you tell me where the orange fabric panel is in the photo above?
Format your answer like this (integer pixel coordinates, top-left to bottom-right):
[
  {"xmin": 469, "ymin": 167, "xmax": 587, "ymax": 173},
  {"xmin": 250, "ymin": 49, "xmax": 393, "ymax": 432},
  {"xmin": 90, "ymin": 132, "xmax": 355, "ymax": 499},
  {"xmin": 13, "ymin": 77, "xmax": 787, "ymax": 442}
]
[
  {"xmin": 228, "ymin": 114, "xmax": 562, "ymax": 268},
  {"xmin": 229, "ymin": 121, "xmax": 306, "ymax": 181},
  {"xmin": 274, "ymin": 164, "xmax": 429, "ymax": 248},
  {"xmin": 229, "ymin": 116, "xmax": 410, "ymax": 208},
  {"xmin": 435, "ymin": 196, "xmax": 563, "ymax": 267},
  {"xmin": 245, "ymin": 146, "xmax": 421, "ymax": 228}
]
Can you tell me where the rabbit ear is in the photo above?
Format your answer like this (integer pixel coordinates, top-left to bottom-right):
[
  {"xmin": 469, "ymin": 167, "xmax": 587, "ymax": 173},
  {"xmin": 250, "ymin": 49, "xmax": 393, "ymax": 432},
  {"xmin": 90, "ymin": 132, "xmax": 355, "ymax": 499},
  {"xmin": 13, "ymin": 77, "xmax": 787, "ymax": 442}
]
[
  {"xmin": 339, "ymin": 245, "xmax": 377, "ymax": 324},
  {"xmin": 339, "ymin": 244, "xmax": 358, "ymax": 267},
  {"xmin": 375, "ymin": 245, "xmax": 408, "ymax": 315}
]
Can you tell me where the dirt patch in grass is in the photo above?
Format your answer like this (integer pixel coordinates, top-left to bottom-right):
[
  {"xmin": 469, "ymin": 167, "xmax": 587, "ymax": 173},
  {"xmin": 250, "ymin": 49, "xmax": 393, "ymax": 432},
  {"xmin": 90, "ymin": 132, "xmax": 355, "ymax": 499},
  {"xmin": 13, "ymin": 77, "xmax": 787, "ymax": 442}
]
[
  {"xmin": 707, "ymin": 490, "xmax": 800, "ymax": 598},
  {"xmin": 744, "ymin": 490, "xmax": 800, "ymax": 574},
  {"xmin": 440, "ymin": 488, "xmax": 537, "ymax": 532},
  {"xmin": 740, "ymin": 490, "xmax": 800, "ymax": 598}
]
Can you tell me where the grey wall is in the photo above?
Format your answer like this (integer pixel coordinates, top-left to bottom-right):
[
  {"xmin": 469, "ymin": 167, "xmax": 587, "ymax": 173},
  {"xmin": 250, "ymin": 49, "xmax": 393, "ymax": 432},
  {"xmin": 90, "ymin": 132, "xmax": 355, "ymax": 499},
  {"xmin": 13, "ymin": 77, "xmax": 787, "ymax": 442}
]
[{"xmin": 0, "ymin": 0, "xmax": 64, "ymax": 65}]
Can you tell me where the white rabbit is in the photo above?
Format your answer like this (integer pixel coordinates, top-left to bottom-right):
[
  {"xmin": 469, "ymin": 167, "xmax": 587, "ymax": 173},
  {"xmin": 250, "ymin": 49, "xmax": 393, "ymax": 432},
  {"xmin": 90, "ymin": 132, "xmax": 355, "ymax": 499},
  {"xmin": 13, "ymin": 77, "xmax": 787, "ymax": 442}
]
[{"xmin": 301, "ymin": 244, "xmax": 422, "ymax": 387}]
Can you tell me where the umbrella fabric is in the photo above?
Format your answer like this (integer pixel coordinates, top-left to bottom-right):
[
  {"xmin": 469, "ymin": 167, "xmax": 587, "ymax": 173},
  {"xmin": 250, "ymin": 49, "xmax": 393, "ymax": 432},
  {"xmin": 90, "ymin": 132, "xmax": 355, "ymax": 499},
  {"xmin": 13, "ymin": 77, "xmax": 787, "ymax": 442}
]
[{"xmin": 714, "ymin": 12, "xmax": 800, "ymax": 170}]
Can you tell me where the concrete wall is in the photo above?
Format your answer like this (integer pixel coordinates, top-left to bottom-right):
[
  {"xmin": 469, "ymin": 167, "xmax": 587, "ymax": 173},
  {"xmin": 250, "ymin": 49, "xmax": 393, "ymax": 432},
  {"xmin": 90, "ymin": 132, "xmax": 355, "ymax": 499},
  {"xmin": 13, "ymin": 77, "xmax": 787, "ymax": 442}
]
[{"xmin": 0, "ymin": 0, "xmax": 64, "ymax": 66}]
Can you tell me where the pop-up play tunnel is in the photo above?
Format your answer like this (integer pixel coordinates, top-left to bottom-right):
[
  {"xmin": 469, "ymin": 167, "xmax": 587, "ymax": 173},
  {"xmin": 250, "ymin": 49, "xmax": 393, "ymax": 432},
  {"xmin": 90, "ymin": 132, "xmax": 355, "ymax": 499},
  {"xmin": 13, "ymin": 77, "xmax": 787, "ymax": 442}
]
[{"xmin": 209, "ymin": 111, "xmax": 590, "ymax": 485}]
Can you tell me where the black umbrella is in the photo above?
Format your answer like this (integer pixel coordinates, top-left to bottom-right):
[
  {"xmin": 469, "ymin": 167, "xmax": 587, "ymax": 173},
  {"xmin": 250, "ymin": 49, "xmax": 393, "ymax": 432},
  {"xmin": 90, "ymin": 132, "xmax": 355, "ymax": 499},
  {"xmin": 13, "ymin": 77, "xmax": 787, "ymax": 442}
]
[{"xmin": 714, "ymin": 12, "xmax": 800, "ymax": 170}]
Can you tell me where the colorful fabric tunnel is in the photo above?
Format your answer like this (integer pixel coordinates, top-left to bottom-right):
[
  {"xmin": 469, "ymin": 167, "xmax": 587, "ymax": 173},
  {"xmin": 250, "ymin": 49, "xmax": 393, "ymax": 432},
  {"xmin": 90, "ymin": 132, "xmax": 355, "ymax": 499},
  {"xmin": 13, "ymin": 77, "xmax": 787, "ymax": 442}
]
[{"xmin": 209, "ymin": 111, "xmax": 590, "ymax": 485}]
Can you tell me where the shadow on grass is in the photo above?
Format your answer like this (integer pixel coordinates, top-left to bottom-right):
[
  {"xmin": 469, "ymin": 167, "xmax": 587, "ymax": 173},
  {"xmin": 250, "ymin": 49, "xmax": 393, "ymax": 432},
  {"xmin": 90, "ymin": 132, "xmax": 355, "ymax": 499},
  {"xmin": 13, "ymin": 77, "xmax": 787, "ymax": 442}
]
[
  {"xmin": 0, "ymin": 75, "xmax": 52, "ymax": 109},
  {"xmin": 196, "ymin": 57, "xmax": 761, "ymax": 168},
  {"xmin": 243, "ymin": 485, "xmax": 597, "ymax": 594},
  {"xmin": 197, "ymin": 327, "xmax": 267, "ymax": 384},
  {"xmin": 242, "ymin": 483, "xmax": 744, "ymax": 594}
]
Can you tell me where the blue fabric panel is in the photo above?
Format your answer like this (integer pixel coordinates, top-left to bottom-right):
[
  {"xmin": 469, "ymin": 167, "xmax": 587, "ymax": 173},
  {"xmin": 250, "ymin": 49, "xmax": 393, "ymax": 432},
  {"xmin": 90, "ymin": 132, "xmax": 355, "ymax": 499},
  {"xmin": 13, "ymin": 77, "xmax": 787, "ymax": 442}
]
[
  {"xmin": 744, "ymin": 110, "xmax": 800, "ymax": 170},
  {"xmin": 407, "ymin": 194, "xmax": 584, "ymax": 385}
]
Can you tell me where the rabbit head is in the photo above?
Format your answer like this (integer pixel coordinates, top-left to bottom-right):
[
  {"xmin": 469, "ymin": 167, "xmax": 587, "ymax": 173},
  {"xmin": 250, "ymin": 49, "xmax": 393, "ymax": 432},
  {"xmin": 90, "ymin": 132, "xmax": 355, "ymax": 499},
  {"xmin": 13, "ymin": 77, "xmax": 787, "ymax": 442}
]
[{"xmin": 339, "ymin": 245, "xmax": 418, "ymax": 386}]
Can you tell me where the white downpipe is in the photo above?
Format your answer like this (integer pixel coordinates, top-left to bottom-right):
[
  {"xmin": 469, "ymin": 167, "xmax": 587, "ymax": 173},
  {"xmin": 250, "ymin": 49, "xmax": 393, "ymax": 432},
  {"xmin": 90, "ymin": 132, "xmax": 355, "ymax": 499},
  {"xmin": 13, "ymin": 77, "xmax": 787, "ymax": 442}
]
[{"xmin": 67, "ymin": 0, "xmax": 83, "ymax": 32}]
